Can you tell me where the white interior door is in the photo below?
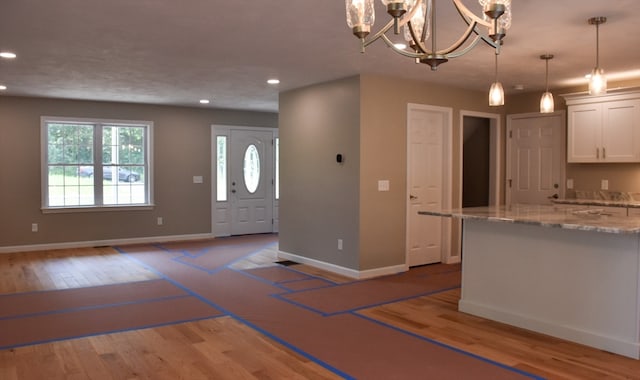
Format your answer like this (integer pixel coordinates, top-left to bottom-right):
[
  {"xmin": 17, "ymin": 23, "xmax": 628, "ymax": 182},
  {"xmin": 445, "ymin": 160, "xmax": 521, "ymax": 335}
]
[
  {"xmin": 225, "ymin": 129, "xmax": 273, "ymax": 235},
  {"xmin": 506, "ymin": 112, "xmax": 565, "ymax": 205},
  {"xmin": 406, "ymin": 104, "xmax": 452, "ymax": 267}
]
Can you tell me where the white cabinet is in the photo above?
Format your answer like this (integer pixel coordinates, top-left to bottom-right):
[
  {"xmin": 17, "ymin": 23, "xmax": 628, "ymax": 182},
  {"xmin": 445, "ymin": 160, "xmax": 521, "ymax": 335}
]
[{"xmin": 565, "ymin": 91, "xmax": 640, "ymax": 163}]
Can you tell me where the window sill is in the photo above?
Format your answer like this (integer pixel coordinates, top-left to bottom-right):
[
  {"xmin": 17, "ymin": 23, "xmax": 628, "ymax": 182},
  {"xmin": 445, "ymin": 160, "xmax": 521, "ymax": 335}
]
[{"xmin": 42, "ymin": 205, "xmax": 155, "ymax": 214}]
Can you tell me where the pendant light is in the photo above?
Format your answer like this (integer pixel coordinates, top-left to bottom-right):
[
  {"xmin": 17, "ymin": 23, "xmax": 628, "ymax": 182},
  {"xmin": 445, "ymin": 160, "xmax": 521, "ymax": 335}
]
[
  {"xmin": 489, "ymin": 52, "xmax": 504, "ymax": 106},
  {"xmin": 540, "ymin": 54, "xmax": 554, "ymax": 113},
  {"xmin": 588, "ymin": 17, "xmax": 607, "ymax": 95}
]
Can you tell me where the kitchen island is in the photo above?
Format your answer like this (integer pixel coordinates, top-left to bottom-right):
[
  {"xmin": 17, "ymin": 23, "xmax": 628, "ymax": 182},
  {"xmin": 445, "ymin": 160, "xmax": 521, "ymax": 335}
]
[{"xmin": 420, "ymin": 204, "xmax": 640, "ymax": 359}]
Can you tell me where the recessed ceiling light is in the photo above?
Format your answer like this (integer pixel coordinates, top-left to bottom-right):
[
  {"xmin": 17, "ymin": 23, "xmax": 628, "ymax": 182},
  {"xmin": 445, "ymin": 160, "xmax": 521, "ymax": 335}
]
[
  {"xmin": 199, "ymin": 99, "xmax": 210, "ymax": 104},
  {"xmin": 0, "ymin": 85, "xmax": 6, "ymax": 91},
  {"xmin": 0, "ymin": 51, "xmax": 17, "ymax": 59},
  {"xmin": 267, "ymin": 79, "xmax": 280, "ymax": 85}
]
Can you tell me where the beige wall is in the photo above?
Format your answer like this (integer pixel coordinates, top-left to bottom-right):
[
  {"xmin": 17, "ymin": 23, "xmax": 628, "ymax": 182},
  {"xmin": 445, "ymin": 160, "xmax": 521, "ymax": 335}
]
[
  {"xmin": 278, "ymin": 77, "xmax": 361, "ymax": 269},
  {"xmin": 0, "ymin": 96, "xmax": 277, "ymax": 248},
  {"xmin": 507, "ymin": 78, "xmax": 640, "ymax": 196},
  {"xmin": 359, "ymin": 75, "xmax": 498, "ymax": 270}
]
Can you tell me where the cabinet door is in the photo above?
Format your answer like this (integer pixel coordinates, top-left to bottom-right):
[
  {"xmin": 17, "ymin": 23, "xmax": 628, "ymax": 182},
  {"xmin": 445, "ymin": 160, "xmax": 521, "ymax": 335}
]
[
  {"xmin": 567, "ymin": 103, "xmax": 601, "ymax": 162},
  {"xmin": 602, "ymin": 100, "xmax": 640, "ymax": 162}
]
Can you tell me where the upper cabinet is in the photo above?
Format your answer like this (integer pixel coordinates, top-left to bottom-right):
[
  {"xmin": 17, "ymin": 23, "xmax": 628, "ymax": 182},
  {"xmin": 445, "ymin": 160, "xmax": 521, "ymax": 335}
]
[{"xmin": 565, "ymin": 91, "xmax": 640, "ymax": 163}]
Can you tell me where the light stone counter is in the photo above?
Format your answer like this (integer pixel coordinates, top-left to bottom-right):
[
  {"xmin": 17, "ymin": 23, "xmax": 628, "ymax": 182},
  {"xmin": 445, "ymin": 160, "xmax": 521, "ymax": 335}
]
[
  {"xmin": 553, "ymin": 198, "xmax": 640, "ymax": 209},
  {"xmin": 420, "ymin": 204, "xmax": 640, "ymax": 359},
  {"xmin": 419, "ymin": 204, "xmax": 640, "ymax": 234}
]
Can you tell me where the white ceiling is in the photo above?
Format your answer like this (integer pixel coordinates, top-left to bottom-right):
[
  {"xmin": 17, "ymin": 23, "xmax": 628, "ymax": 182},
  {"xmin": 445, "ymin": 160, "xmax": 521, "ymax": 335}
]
[{"xmin": 1, "ymin": 0, "xmax": 639, "ymax": 112}]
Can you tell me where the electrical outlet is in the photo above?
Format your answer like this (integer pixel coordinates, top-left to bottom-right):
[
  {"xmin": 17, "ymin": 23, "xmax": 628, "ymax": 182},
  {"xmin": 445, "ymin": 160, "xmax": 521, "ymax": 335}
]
[
  {"xmin": 566, "ymin": 179, "xmax": 574, "ymax": 190},
  {"xmin": 378, "ymin": 180, "xmax": 390, "ymax": 191},
  {"xmin": 31, "ymin": 223, "xmax": 38, "ymax": 232},
  {"xmin": 337, "ymin": 239, "xmax": 343, "ymax": 250},
  {"xmin": 157, "ymin": 217, "xmax": 163, "ymax": 225}
]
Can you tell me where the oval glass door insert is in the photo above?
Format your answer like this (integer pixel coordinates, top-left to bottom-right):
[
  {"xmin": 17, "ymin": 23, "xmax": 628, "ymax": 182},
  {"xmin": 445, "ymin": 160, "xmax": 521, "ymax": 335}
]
[{"xmin": 243, "ymin": 144, "xmax": 260, "ymax": 193}]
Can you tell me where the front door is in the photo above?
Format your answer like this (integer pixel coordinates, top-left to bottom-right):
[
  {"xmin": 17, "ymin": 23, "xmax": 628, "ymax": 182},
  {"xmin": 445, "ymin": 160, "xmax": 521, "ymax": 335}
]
[
  {"xmin": 506, "ymin": 112, "xmax": 565, "ymax": 205},
  {"xmin": 212, "ymin": 126, "xmax": 276, "ymax": 237},
  {"xmin": 406, "ymin": 104, "xmax": 452, "ymax": 267},
  {"xmin": 229, "ymin": 129, "xmax": 274, "ymax": 235}
]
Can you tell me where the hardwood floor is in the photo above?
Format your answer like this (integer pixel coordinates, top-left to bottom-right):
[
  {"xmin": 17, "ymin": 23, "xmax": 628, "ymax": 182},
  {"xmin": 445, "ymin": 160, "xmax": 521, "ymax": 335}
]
[
  {"xmin": 0, "ymin": 316, "xmax": 340, "ymax": 380},
  {"xmin": 1, "ymin": 243, "xmax": 639, "ymax": 379},
  {"xmin": 359, "ymin": 289, "xmax": 640, "ymax": 380}
]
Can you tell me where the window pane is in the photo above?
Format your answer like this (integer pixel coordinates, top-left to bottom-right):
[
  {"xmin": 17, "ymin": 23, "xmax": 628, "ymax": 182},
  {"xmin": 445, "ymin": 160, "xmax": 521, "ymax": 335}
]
[
  {"xmin": 46, "ymin": 123, "xmax": 95, "ymax": 207},
  {"xmin": 217, "ymin": 136, "xmax": 227, "ymax": 201},
  {"xmin": 275, "ymin": 137, "xmax": 279, "ymax": 200},
  {"xmin": 244, "ymin": 144, "xmax": 260, "ymax": 194}
]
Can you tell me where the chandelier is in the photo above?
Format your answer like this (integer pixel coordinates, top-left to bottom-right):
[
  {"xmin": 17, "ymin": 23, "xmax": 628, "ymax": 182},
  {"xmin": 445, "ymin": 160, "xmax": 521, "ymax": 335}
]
[{"xmin": 345, "ymin": 0, "xmax": 512, "ymax": 70}]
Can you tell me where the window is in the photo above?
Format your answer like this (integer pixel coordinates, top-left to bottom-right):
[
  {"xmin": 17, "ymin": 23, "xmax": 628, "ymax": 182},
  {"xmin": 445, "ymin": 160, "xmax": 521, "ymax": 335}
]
[
  {"xmin": 243, "ymin": 144, "xmax": 260, "ymax": 194},
  {"xmin": 216, "ymin": 136, "xmax": 227, "ymax": 201},
  {"xmin": 42, "ymin": 117, "xmax": 153, "ymax": 210}
]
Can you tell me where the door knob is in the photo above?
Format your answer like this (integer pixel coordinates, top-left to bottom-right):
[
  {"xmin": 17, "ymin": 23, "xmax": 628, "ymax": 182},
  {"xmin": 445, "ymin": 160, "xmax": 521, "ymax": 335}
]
[
  {"xmin": 410, "ymin": 194, "xmax": 418, "ymax": 200},
  {"xmin": 231, "ymin": 189, "xmax": 236, "ymax": 193}
]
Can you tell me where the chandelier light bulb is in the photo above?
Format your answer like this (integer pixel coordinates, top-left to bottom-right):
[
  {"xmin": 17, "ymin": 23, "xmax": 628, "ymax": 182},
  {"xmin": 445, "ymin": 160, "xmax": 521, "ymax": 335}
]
[{"xmin": 345, "ymin": 0, "xmax": 375, "ymax": 38}]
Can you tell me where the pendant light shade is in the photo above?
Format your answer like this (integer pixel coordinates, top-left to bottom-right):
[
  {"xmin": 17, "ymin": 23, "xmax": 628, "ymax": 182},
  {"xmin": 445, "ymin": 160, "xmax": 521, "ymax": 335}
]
[
  {"xmin": 589, "ymin": 66, "xmax": 607, "ymax": 96},
  {"xmin": 540, "ymin": 54, "xmax": 554, "ymax": 113},
  {"xmin": 588, "ymin": 17, "xmax": 607, "ymax": 95},
  {"xmin": 540, "ymin": 92, "xmax": 554, "ymax": 113},
  {"xmin": 489, "ymin": 82, "xmax": 504, "ymax": 106},
  {"xmin": 489, "ymin": 53, "xmax": 504, "ymax": 106}
]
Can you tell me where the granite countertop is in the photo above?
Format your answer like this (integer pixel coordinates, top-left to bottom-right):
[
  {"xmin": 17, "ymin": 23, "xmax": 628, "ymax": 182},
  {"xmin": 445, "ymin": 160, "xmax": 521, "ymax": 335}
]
[
  {"xmin": 553, "ymin": 198, "xmax": 640, "ymax": 208},
  {"xmin": 419, "ymin": 204, "xmax": 640, "ymax": 234}
]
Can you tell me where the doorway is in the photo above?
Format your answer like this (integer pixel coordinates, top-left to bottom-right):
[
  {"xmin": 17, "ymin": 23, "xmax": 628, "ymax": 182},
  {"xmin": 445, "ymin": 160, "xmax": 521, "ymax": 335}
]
[
  {"xmin": 406, "ymin": 103, "xmax": 452, "ymax": 267},
  {"xmin": 463, "ymin": 116, "xmax": 491, "ymax": 207},
  {"xmin": 212, "ymin": 125, "xmax": 278, "ymax": 237},
  {"xmin": 459, "ymin": 111, "xmax": 501, "ymax": 209},
  {"xmin": 506, "ymin": 112, "xmax": 566, "ymax": 205}
]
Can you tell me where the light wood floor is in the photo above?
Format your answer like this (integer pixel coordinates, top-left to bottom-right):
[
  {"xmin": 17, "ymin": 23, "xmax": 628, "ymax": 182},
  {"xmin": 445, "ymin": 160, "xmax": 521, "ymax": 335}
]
[{"xmin": 1, "ymin": 242, "xmax": 639, "ymax": 379}]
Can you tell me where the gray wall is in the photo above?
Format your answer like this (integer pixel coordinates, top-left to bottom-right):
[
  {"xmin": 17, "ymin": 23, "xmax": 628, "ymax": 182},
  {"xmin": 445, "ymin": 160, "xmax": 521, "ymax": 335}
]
[
  {"xmin": 279, "ymin": 76, "xmax": 361, "ymax": 270},
  {"xmin": 0, "ymin": 96, "xmax": 277, "ymax": 248}
]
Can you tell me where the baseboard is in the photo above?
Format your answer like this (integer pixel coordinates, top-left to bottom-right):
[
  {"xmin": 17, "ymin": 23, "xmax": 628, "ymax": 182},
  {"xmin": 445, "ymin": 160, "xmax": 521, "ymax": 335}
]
[
  {"xmin": 277, "ymin": 250, "xmax": 406, "ymax": 280},
  {"xmin": 459, "ymin": 299, "xmax": 640, "ymax": 360},
  {"xmin": 444, "ymin": 255, "xmax": 461, "ymax": 264},
  {"xmin": 0, "ymin": 233, "xmax": 216, "ymax": 254}
]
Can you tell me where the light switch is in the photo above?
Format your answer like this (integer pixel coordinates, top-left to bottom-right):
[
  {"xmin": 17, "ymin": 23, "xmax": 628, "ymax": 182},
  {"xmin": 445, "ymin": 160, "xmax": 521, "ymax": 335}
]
[
  {"xmin": 378, "ymin": 180, "xmax": 390, "ymax": 191},
  {"xmin": 566, "ymin": 179, "xmax": 574, "ymax": 189},
  {"xmin": 193, "ymin": 176, "xmax": 203, "ymax": 184},
  {"xmin": 601, "ymin": 179, "xmax": 608, "ymax": 190}
]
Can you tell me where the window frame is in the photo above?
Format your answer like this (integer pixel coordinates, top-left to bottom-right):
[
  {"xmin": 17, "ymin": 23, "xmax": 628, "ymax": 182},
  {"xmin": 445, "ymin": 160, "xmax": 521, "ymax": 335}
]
[{"xmin": 40, "ymin": 116, "xmax": 154, "ymax": 213}]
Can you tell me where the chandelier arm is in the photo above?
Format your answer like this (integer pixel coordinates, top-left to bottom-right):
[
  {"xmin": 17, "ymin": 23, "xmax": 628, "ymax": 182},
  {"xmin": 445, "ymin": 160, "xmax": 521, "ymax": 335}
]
[
  {"xmin": 364, "ymin": 0, "xmax": 424, "ymax": 48},
  {"xmin": 435, "ymin": 20, "xmax": 480, "ymax": 55},
  {"xmin": 440, "ymin": 35, "xmax": 483, "ymax": 58},
  {"xmin": 408, "ymin": 21, "xmax": 429, "ymax": 55},
  {"xmin": 379, "ymin": 34, "xmax": 426, "ymax": 59},
  {"xmin": 363, "ymin": 18, "xmax": 396, "ymax": 48},
  {"xmin": 452, "ymin": 0, "xmax": 493, "ymax": 28}
]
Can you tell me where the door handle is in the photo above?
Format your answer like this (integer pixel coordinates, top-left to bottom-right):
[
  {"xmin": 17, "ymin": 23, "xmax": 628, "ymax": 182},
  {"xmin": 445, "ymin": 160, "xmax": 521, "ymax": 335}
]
[
  {"xmin": 548, "ymin": 194, "xmax": 559, "ymax": 199},
  {"xmin": 410, "ymin": 194, "xmax": 418, "ymax": 200},
  {"xmin": 231, "ymin": 189, "xmax": 236, "ymax": 193}
]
